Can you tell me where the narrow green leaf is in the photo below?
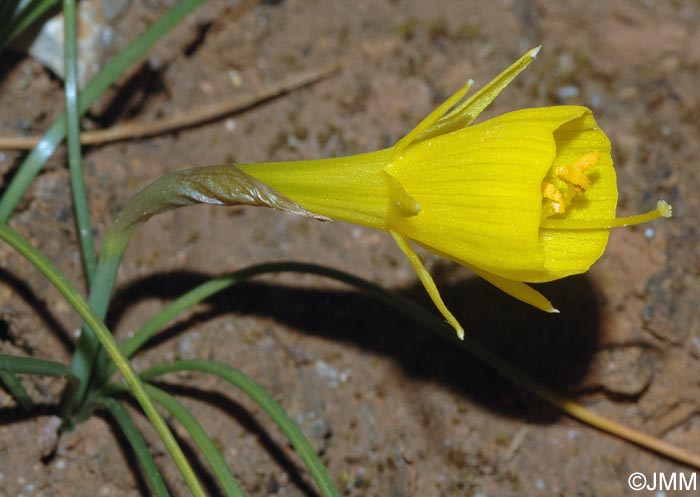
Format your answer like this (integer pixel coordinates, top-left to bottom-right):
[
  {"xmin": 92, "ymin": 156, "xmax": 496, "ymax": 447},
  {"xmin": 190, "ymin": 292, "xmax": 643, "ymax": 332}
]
[
  {"xmin": 142, "ymin": 384, "xmax": 246, "ymax": 497},
  {"xmin": 0, "ymin": 0, "xmax": 61, "ymax": 50},
  {"xmin": 0, "ymin": 370, "xmax": 33, "ymax": 410},
  {"xmin": 63, "ymin": 0, "xmax": 97, "ymax": 285},
  {"xmin": 0, "ymin": 0, "xmax": 205, "ymax": 222},
  {"xmin": 90, "ymin": 396, "xmax": 172, "ymax": 497},
  {"xmin": 56, "ymin": 0, "xmax": 208, "ymax": 405},
  {"xmin": 0, "ymin": 223, "xmax": 207, "ymax": 497},
  {"xmin": 99, "ymin": 263, "xmax": 364, "ymax": 381},
  {"xmin": 98, "ymin": 275, "xmax": 234, "ymax": 381},
  {"xmin": 0, "ymin": 0, "xmax": 22, "ymax": 45},
  {"xmin": 141, "ymin": 359, "xmax": 341, "ymax": 497},
  {"xmin": 0, "ymin": 352, "xmax": 72, "ymax": 376},
  {"xmin": 96, "ymin": 261, "xmax": 445, "ymax": 381}
]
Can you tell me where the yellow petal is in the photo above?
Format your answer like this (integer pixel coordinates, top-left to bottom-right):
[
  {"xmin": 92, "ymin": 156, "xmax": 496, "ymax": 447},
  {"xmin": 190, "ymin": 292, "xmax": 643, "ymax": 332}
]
[
  {"xmin": 390, "ymin": 79, "xmax": 473, "ymax": 158},
  {"xmin": 465, "ymin": 263, "xmax": 558, "ymax": 313},
  {"xmin": 391, "ymin": 231, "xmax": 465, "ymax": 339},
  {"xmin": 533, "ymin": 110, "xmax": 617, "ymax": 282},
  {"xmin": 386, "ymin": 106, "xmax": 592, "ymax": 278},
  {"xmin": 417, "ymin": 46, "xmax": 541, "ymax": 142}
]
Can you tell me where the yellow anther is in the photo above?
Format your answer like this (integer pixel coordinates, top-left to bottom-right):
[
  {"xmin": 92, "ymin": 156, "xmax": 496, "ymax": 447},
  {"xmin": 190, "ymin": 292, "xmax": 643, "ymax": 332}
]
[
  {"xmin": 556, "ymin": 164, "xmax": 590, "ymax": 191},
  {"xmin": 555, "ymin": 151, "xmax": 600, "ymax": 193},
  {"xmin": 541, "ymin": 181, "xmax": 566, "ymax": 214},
  {"xmin": 542, "ymin": 182, "xmax": 564, "ymax": 203},
  {"xmin": 571, "ymin": 151, "xmax": 601, "ymax": 172}
]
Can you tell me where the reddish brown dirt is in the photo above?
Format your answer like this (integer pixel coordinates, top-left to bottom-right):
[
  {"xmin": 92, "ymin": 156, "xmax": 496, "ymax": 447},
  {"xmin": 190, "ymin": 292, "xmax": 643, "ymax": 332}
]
[{"xmin": 1, "ymin": 1, "xmax": 700, "ymax": 496}]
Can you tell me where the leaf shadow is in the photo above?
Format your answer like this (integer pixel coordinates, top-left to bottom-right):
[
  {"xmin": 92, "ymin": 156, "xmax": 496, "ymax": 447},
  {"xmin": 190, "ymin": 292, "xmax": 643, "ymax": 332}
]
[
  {"xmin": 0, "ymin": 267, "xmax": 74, "ymax": 355},
  {"xmin": 108, "ymin": 264, "xmax": 602, "ymax": 424}
]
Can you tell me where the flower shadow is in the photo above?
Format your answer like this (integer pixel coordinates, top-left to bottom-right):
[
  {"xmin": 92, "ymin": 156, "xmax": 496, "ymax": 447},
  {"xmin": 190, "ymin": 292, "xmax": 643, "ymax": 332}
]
[
  {"xmin": 413, "ymin": 261, "xmax": 602, "ymax": 417},
  {"xmin": 108, "ymin": 265, "xmax": 602, "ymax": 424}
]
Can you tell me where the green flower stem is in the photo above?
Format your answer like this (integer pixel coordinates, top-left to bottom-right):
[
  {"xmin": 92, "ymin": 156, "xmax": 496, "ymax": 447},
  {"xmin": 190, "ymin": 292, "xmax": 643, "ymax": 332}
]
[
  {"xmin": 89, "ymin": 396, "xmax": 171, "ymax": 497},
  {"xmin": 63, "ymin": 0, "xmax": 97, "ymax": 285},
  {"xmin": 0, "ymin": 0, "xmax": 205, "ymax": 222},
  {"xmin": 141, "ymin": 360, "xmax": 341, "ymax": 497},
  {"xmin": 69, "ymin": 238, "xmax": 125, "ymax": 404},
  {"xmin": 0, "ymin": 223, "xmax": 207, "ymax": 497},
  {"xmin": 75, "ymin": 165, "xmax": 324, "ymax": 403},
  {"xmin": 107, "ymin": 383, "xmax": 247, "ymax": 497}
]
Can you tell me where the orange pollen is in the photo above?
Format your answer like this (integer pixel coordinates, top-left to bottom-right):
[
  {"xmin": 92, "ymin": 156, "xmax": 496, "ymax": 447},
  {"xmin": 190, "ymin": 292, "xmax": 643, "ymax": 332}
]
[
  {"xmin": 541, "ymin": 151, "xmax": 601, "ymax": 217},
  {"xmin": 555, "ymin": 151, "xmax": 599, "ymax": 192},
  {"xmin": 542, "ymin": 182, "xmax": 565, "ymax": 213}
]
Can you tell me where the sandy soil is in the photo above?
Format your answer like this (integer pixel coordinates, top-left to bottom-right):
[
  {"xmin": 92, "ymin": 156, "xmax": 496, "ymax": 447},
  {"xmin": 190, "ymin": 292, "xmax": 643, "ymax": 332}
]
[{"xmin": 1, "ymin": 0, "xmax": 700, "ymax": 496}]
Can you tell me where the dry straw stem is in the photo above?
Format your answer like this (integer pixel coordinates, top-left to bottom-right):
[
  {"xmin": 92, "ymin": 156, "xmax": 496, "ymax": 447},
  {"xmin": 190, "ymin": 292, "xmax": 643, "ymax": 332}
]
[
  {"xmin": 0, "ymin": 64, "xmax": 338, "ymax": 150},
  {"xmin": 553, "ymin": 395, "xmax": 700, "ymax": 469}
]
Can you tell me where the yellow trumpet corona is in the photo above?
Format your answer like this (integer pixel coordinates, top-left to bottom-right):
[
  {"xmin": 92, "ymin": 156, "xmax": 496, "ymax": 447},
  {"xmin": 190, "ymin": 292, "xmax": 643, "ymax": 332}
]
[{"xmin": 239, "ymin": 47, "xmax": 671, "ymax": 339}]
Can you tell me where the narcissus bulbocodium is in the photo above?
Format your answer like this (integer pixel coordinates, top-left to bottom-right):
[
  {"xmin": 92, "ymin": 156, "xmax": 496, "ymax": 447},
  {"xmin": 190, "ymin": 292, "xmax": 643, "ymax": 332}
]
[{"xmin": 238, "ymin": 47, "xmax": 672, "ymax": 339}]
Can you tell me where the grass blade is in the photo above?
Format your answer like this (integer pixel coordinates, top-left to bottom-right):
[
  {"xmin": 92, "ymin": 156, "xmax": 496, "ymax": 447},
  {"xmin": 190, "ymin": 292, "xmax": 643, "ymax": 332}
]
[
  {"xmin": 99, "ymin": 276, "xmax": 234, "ymax": 380},
  {"xmin": 0, "ymin": 0, "xmax": 22, "ymax": 45},
  {"xmin": 99, "ymin": 263, "xmax": 350, "ymax": 381},
  {"xmin": 0, "ymin": 0, "xmax": 206, "ymax": 222},
  {"xmin": 0, "ymin": 0, "xmax": 60, "ymax": 50},
  {"xmin": 0, "ymin": 353, "xmax": 74, "ymax": 409},
  {"xmin": 107, "ymin": 261, "xmax": 700, "ymax": 470},
  {"xmin": 54, "ymin": 0, "xmax": 261, "ymax": 406},
  {"xmin": 0, "ymin": 223, "xmax": 207, "ymax": 497},
  {"xmin": 141, "ymin": 359, "xmax": 341, "ymax": 497},
  {"xmin": 137, "ymin": 384, "xmax": 246, "ymax": 497},
  {"xmin": 0, "ymin": 352, "xmax": 73, "ymax": 376},
  {"xmin": 0, "ymin": 370, "xmax": 33, "ymax": 409},
  {"xmin": 62, "ymin": 0, "xmax": 97, "ymax": 285},
  {"xmin": 90, "ymin": 396, "xmax": 172, "ymax": 497}
]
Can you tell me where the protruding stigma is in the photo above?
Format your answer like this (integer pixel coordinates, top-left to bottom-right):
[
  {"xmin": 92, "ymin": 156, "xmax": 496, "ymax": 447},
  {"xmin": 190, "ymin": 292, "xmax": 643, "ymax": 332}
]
[{"xmin": 540, "ymin": 199, "xmax": 673, "ymax": 230}]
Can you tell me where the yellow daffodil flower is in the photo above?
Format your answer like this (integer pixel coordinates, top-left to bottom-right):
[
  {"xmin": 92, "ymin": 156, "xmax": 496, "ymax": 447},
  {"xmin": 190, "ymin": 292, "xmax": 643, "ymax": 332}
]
[{"xmin": 238, "ymin": 47, "xmax": 671, "ymax": 339}]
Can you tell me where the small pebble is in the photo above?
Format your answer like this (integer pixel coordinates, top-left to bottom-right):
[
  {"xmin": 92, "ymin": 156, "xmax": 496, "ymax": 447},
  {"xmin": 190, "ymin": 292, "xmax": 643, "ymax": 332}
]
[
  {"xmin": 314, "ymin": 359, "xmax": 350, "ymax": 388},
  {"xmin": 227, "ymin": 70, "xmax": 243, "ymax": 88},
  {"xmin": 557, "ymin": 85, "xmax": 580, "ymax": 100}
]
